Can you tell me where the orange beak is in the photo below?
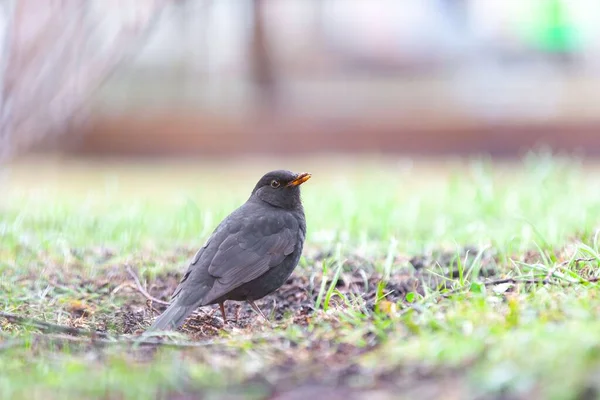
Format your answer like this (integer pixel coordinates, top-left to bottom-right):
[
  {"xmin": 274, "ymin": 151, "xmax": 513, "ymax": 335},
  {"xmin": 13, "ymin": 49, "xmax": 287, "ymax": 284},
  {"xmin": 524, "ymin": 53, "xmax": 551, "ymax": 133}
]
[{"xmin": 287, "ymin": 172, "xmax": 311, "ymax": 187}]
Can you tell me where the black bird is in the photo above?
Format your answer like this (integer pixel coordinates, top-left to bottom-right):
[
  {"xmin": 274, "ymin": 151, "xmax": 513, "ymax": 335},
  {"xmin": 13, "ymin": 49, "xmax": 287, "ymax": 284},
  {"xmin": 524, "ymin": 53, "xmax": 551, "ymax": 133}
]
[{"xmin": 148, "ymin": 170, "xmax": 311, "ymax": 331}]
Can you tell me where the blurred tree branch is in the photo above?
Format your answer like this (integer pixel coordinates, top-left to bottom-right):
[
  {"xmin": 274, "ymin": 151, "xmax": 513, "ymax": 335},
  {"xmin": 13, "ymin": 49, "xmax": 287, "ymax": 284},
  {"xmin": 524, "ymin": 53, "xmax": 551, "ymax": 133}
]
[{"xmin": 0, "ymin": 0, "xmax": 172, "ymax": 161}]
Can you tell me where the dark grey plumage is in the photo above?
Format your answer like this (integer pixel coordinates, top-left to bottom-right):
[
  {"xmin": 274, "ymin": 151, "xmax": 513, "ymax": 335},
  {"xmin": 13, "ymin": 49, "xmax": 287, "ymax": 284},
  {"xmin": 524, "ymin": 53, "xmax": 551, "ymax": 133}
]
[{"xmin": 148, "ymin": 170, "xmax": 310, "ymax": 331}]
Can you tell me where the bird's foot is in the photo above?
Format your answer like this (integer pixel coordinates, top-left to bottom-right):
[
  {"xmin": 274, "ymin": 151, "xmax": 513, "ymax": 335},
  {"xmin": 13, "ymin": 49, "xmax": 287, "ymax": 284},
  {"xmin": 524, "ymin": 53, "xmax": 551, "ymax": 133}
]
[{"xmin": 247, "ymin": 300, "xmax": 273, "ymax": 328}]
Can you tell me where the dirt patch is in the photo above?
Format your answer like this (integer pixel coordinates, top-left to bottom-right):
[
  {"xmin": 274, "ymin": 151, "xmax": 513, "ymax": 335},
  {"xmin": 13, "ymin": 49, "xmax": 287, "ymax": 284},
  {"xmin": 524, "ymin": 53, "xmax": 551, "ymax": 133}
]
[
  {"xmin": 1, "ymin": 244, "xmax": 498, "ymax": 337},
  {"xmin": 117, "ymin": 246, "xmax": 499, "ymax": 336}
]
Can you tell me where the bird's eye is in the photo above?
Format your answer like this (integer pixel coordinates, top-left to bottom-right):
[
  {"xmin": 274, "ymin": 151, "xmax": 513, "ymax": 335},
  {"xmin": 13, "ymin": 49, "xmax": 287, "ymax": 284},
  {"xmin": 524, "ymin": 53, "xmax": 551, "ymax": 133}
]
[{"xmin": 270, "ymin": 180, "xmax": 280, "ymax": 188}]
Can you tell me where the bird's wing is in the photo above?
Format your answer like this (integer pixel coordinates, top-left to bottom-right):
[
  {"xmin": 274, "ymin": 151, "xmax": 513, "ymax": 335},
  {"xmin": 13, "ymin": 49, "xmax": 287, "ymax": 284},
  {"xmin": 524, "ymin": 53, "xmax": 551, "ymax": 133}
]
[{"xmin": 201, "ymin": 211, "xmax": 299, "ymax": 304}]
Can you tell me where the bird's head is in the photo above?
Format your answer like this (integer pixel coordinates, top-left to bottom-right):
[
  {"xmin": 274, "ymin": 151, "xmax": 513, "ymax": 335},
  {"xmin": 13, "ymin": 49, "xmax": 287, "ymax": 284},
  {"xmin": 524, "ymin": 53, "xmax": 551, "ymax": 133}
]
[{"xmin": 251, "ymin": 170, "xmax": 311, "ymax": 209}]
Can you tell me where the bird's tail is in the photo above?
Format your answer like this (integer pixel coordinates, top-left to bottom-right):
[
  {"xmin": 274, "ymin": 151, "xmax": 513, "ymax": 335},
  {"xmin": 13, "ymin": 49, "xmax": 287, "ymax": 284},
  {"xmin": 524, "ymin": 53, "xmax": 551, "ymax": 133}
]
[{"xmin": 147, "ymin": 301, "xmax": 198, "ymax": 332}]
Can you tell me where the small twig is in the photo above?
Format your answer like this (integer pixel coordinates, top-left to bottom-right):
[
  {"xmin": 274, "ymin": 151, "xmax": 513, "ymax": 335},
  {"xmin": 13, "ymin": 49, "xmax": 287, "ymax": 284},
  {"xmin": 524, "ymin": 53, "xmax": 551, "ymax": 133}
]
[
  {"xmin": 544, "ymin": 257, "xmax": 598, "ymax": 284},
  {"xmin": 484, "ymin": 278, "xmax": 543, "ymax": 286},
  {"xmin": 438, "ymin": 274, "xmax": 599, "ymax": 299},
  {"xmin": 125, "ymin": 266, "xmax": 170, "ymax": 306},
  {"xmin": 0, "ymin": 312, "xmax": 109, "ymax": 338},
  {"xmin": 543, "ymin": 266, "xmax": 560, "ymax": 284},
  {"xmin": 483, "ymin": 276, "xmax": 600, "ymax": 288},
  {"xmin": 573, "ymin": 257, "xmax": 598, "ymax": 265},
  {"xmin": 111, "ymin": 282, "xmax": 134, "ymax": 296}
]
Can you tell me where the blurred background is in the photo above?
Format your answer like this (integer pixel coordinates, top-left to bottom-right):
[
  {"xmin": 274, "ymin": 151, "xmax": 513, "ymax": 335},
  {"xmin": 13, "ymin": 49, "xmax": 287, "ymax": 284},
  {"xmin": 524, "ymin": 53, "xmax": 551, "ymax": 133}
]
[{"xmin": 3, "ymin": 0, "xmax": 600, "ymax": 161}]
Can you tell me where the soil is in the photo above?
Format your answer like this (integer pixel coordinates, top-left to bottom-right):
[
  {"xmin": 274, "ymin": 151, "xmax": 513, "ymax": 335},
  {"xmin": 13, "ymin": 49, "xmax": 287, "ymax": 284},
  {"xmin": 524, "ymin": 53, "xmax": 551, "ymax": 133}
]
[{"xmin": 118, "ymin": 245, "xmax": 499, "ymax": 337}]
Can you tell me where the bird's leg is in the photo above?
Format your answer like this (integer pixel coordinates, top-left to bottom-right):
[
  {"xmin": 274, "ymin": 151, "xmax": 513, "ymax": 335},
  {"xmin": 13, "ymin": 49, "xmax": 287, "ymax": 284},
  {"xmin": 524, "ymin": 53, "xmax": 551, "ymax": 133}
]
[
  {"xmin": 247, "ymin": 300, "xmax": 272, "ymax": 326},
  {"xmin": 219, "ymin": 302, "xmax": 227, "ymax": 323}
]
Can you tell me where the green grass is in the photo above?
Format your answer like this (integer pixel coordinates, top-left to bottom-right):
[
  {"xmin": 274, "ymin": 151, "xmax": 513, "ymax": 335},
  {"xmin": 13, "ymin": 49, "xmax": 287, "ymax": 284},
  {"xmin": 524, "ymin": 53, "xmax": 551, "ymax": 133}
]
[{"xmin": 2, "ymin": 153, "xmax": 600, "ymax": 399}]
